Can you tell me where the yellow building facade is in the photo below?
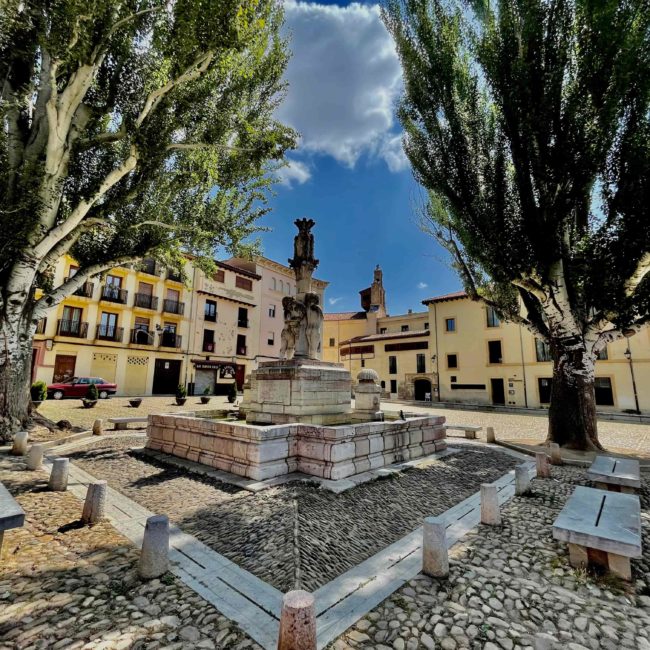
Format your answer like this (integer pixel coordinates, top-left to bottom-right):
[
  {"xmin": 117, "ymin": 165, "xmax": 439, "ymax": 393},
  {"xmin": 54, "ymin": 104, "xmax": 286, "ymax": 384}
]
[{"xmin": 324, "ymin": 269, "xmax": 650, "ymax": 413}]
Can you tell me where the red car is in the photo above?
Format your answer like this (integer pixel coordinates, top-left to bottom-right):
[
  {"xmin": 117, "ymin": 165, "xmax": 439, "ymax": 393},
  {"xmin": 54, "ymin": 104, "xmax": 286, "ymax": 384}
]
[{"xmin": 47, "ymin": 377, "xmax": 117, "ymax": 400}]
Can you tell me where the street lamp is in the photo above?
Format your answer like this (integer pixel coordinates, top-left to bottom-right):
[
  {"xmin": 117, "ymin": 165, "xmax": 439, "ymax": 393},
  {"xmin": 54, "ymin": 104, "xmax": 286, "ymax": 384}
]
[{"xmin": 623, "ymin": 332, "xmax": 641, "ymax": 415}]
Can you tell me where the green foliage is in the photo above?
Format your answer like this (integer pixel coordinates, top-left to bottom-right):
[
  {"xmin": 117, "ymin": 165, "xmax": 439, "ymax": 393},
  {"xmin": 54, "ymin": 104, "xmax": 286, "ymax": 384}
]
[
  {"xmin": 176, "ymin": 383, "xmax": 187, "ymax": 399},
  {"xmin": 86, "ymin": 383, "xmax": 99, "ymax": 401},
  {"xmin": 203, "ymin": 385, "xmax": 211, "ymax": 395},
  {"xmin": 0, "ymin": 0, "xmax": 296, "ymax": 302},
  {"xmin": 383, "ymin": 0, "xmax": 650, "ymax": 337},
  {"xmin": 30, "ymin": 380, "xmax": 47, "ymax": 402}
]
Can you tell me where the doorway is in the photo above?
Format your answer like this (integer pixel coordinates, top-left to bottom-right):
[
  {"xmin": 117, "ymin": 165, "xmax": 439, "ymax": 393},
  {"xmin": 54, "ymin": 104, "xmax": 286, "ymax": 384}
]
[
  {"xmin": 152, "ymin": 359, "xmax": 182, "ymax": 394},
  {"xmin": 490, "ymin": 378, "xmax": 505, "ymax": 405},
  {"xmin": 53, "ymin": 355, "xmax": 76, "ymax": 382},
  {"xmin": 414, "ymin": 378, "xmax": 432, "ymax": 401}
]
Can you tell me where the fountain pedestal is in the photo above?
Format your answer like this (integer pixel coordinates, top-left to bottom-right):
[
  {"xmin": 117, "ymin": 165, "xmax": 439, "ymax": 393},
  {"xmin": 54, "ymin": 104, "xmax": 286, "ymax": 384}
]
[{"xmin": 243, "ymin": 358, "xmax": 353, "ymax": 425}]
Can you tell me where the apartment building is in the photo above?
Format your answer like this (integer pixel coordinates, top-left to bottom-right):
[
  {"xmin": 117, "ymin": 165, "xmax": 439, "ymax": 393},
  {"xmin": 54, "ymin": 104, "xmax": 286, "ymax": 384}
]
[{"xmin": 324, "ymin": 268, "xmax": 650, "ymax": 413}]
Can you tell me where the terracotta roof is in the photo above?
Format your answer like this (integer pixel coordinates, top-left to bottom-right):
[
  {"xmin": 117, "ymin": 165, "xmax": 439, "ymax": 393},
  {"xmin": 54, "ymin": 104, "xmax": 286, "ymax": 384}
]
[
  {"xmin": 341, "ymin": 329, "xmax": 430, "ymax": 344},
  {"xmin": 324, "ymin": 311, "xmax": 367, "ymax": 321},
  {"xmin": 422, "ymin": 291, "xmax": 467, "ymax": 305}
]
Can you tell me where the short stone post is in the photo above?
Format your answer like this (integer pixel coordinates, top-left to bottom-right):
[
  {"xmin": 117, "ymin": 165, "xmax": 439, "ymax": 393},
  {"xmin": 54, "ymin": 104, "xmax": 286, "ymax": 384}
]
[
  {"xmin": 138, "ymin": 515, "xmax": 169, "ymax": 579},
  {"xmin": 480, "ymin": 483, "xmax": 501, "ymax": 526},
  {"xmin": 515, "ymin": 464, "xmax": 531, "ymax": 496},
  {"xmin": 11, "ymin": 431, "xmax": 29, "ymax": 456},
  {"xmin": 48, "ymin": 458, "xmax": 70, "ymax": 491},
  {"xmin": 422, "ymin": 516, "xmax": 449, "ymax": 578},
  {"xmin": 549, "ymin": 442, "xmax": 562, "ymax": 465},
  {"xmin": 277, "ymin": 590, "xmax": 317, "ymax": 650},
  {"xmin": 486, "ymin": 427, "xmax": 496, "ymax": 443},
  {"xmin": 535, "ymin": 451, "xmax": 550, "ymax": 478},
  {"xmin": 92, "ymin": 419, "xmax": 103, "ymax": 436},
  {"xmin": 82, "ymin": 481, "xmax": 107, "ymax": 525},
  {"xmin": 26, "ymin": 444, "xmax": 44, "ymax": 470}
]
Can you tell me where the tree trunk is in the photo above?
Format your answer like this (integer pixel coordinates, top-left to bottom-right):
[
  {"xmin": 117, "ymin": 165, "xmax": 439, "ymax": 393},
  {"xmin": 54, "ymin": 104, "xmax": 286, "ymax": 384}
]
[
  {"xmin": 0, "ymin": 311, "xmax": 35, "ymax": 442},
  {"xmin": 547, "ymin": 341, "xmax": 602, "ymax": 451}
]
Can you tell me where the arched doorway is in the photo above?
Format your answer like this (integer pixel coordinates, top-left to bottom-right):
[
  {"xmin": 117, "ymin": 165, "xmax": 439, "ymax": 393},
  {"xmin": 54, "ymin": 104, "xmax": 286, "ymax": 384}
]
[{"xmin": 414, "ymin": 378, "xmax": 432, "ymax": 401}]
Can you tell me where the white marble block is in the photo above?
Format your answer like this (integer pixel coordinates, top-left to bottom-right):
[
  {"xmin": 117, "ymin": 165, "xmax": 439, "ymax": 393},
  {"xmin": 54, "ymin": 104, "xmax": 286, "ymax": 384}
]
[
  {"xmin": 536, "ymin": 451, "xmax": 550, "ymax": 478},
  {"xmin": 549, "ymin": 443, "xmax": 562, "ymax": 465},
  {"xmin": 486, "ymin": 427, "xmax": 496, "ymax": 443},
  {"xmin": 138, "ymin": 515, "xmax": 169, "ymax": 579},
  {"xmin": 480, "ymin": 483, "xmax": 501, "ymax": 525},
  {"xmin": 48, "ymin": 458, "xmax": 69, "ymax": 491},
  {"xmin": 277, "ymin": 590, "xmax": 316, "ymax": 650},
  {"xmin": 26, "ymin": 444, "xmax": 44, "ymax": 470},
  {"xmin": 82, "ymin": 481, "xmax": 107, "ymax": 524},
  {"xmin": 422, "ymin": 516, "xmax": 449, "ymax": 578},
  {"xmin": 515, "ymin": 464, "xmax": 531, "ymax": 495},
  {"xmin": 11, "ymin": 431, "xmax": 28, "ymax": 456}
]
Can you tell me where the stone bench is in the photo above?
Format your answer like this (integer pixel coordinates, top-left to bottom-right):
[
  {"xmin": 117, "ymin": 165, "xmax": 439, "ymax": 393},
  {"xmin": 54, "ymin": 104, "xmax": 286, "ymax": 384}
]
[
  {"xmin": 0, "ymin": 481, "xmax": 25, "ymax": 556},
  {"xmin": 444, "ymin": 424, "xmax": 482, "ymax": 440},
  {"xmin": 587, "ymin": 455, "xmax": 641, "ymax": 493},
  {"xmin": 108, "ymin": 416, "xmax": 149, "ymax": 430},
  {"xmin": 552, "ymin": 486, "xmax": 642, "ymax": 580}
]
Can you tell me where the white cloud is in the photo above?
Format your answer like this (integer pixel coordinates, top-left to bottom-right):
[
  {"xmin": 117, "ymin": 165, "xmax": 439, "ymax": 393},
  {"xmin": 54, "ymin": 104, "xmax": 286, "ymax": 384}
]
[
  {"xmin": 280, "ymin": 1, "xmax": 405, "ymax": 171},
  {"xmin": 417, "ymin": 282, "xmax": 428, "ymax": 289},
  {"xmin": 328, "ymin": 296, "xmax": 343, "ymax": 305},
  {"xmin": 277, "ymin": 158, "xmax": 312, "ymax": 187}
]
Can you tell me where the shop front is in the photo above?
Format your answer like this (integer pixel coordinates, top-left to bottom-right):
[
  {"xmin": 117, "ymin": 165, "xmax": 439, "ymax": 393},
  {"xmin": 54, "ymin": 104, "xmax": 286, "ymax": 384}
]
[{"xmin": 191, "ymin": 359, "xmax": 246, "ymax": 395}]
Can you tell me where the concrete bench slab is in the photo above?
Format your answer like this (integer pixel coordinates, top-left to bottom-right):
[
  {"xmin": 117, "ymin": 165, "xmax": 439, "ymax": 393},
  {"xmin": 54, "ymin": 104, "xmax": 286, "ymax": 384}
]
[
  {"xmin": 552, "ymin": 486, "xmax": 641, "ymax": 580},
  {"xmin": 444, "ymin": 424, "xmax": 482, "ymax": 440},
  {"xmin": 587, "ymin": 455, "xmax": 641, "ymax": 493},
  {"xmin": 108, "ymin": 417, "xmax": 148, "ymax": 430},
  {"xmin": 1, "ymin": 481, "xmax": 25, "ymax": 555}
]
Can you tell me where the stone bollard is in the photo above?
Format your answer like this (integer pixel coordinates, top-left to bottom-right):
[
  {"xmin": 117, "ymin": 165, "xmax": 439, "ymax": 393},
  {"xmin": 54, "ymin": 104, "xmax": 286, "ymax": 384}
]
[
  {"xmin": 48, "ymin": 458, "xmax": 70, "ymax": 491},
  {"xmin": 277, "ymin": 589, "xmax": 317, "ymax": 650},
  {"xmin": 422, "ymin": 516, "xmax": 449, "ymax": 578},
  {"xmin": 480, "ymin": 483, "xmax": 501, "ymax": 526},
  {"xmin": 138, "ymin": 515, "xmax": 169, "ymax": 579},
  {"xmin": 92, "ymin": 419, "xmax": 103, "ymax": 436},
  {"xmin": 486, "ymin": 426, "xmax": 496, "ymax": 443},
  {"xmin": 82, "ymin": 481, "xmax": 107, "ymax": 525},
  {"xmin": 549, "ymin": 442, "xmax": 562, "ymax": 465},
  {"xmin": 535, "ymin": 451, "xmax": 550, "ymax": 478},
  {"xmin": 11, "ymin": 431, "xmax": 29, "ymax": 456},
  {"xmin": 26, "ymin": 444, "xmax": 45, "ymax": 471},
  {"xmin": 515, "ymin": 464, "xmax": 531, "ymax": 495}
]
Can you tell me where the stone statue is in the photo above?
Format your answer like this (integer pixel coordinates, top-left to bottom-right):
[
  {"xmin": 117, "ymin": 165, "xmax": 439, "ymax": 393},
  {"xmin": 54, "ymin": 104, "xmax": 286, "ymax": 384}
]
[
  {"xmin": 304, "ymin": 293, "xmax": 323, "ymax": 359},
  {"xmin": 289, "ymin": 218, "xmax": 318, "ymax": 268},
  {"xmin": 279, "ymin": 297, "xmax": 305, "ymax": 360}
]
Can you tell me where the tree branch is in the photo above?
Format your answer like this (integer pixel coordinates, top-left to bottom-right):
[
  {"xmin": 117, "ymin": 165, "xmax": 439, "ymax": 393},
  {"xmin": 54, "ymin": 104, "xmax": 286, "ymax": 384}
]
[{"xmin": 624, "ymin": 252, "xmax": 650, "ymax": 297}]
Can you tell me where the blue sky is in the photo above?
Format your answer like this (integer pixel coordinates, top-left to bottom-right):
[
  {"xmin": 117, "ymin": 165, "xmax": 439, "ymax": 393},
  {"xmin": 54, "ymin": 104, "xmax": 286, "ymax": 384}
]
[{"xmin": 256, "ymin": 0, "xmax": 462, "ymax": 315}]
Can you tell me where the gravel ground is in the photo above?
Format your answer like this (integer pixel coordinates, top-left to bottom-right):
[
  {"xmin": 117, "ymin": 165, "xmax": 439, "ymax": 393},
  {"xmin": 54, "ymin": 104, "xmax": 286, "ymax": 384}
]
[
  {"xmin": 334, "ymin": 464, "xmax": 650, "ymax": 650},
  {"xmin": 0, "ymin": 456, "xmax": 257, "ymax": 650},
  {"xmin": 66, "ymin": 438, "xmax": 518, "ymax": 592}
]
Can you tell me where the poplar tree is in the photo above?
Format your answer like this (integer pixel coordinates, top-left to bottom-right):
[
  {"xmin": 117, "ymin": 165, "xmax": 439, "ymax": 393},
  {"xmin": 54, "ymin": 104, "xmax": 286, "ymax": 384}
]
[
  {"xmin": 383, "ymin": 0, "xmax": 650, "ymax": 449},
  {"xmin": 0, "ymin": 0, "xmax": 295, "ymax": 438}
]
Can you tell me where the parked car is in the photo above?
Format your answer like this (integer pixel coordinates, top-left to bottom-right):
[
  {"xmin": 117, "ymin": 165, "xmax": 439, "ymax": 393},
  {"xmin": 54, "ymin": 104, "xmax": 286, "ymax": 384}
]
[{"xmin": 47, "ymin": 377, "xmax": 117, "ymax": 400}]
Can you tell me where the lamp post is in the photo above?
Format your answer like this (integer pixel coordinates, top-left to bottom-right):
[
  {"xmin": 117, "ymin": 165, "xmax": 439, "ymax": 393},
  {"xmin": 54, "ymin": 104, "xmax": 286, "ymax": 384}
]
[{"xmin": 623, "ymin": 332, "xmax": 641, "ymax": 415}]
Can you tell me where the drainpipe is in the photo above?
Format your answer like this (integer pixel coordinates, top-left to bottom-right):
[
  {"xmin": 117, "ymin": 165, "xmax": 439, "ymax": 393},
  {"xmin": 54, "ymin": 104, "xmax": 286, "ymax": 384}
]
[
  {"xmin": 183, "ymin": 264, "xmax": 198, "ymax": 390},
  {"xmin": 624, "ymin": 334, "xmax": 641, "ymax": 414},
  {"xmin": 518, "ymin": 325, "xmax": 529, "ymax": 407},
  {"xmin": 433, "ymin": 303, "xmax": 441, "ymax": 402}
]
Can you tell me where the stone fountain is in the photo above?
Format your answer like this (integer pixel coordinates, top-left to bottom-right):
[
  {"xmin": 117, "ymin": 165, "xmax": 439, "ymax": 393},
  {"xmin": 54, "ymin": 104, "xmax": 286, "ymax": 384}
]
[{"xmin": 146, "ymin": 220, "xmax": 446, "ymax": 481}]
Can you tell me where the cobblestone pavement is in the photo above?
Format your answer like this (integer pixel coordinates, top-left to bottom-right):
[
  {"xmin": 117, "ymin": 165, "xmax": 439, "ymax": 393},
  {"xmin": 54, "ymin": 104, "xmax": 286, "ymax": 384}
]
[
  {"xmin": 67, "ymin": 438, "xmax": 518, "ymax": 592},
  {"xmin": 335, "ymin": 465, "xmax": 650, "ymax": 650},
  {"xmin": 388, "ymin": 402, "xmax": 650, "ymax": 457},
  {"xmin": 35, "ymin": 396, "xmax": 234, "ymax": 434},
  {"xmin": 0, "ymin": 456, "xmax": 257, "ymax": 650}
]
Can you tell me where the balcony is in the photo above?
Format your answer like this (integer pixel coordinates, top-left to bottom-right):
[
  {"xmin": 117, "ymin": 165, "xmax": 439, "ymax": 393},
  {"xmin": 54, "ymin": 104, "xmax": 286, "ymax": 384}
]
[
  {"xmin": 237, "ymin": 319, "xmax": 249, "ymax": 328},
  {"xmin": 57, "ymin": 319, "xmax": 88, "ymax": 338},
  {"xmin": 236, "ymin": 345, "xmax": 247, "ymax": 356},
  {"xmin": 159, "ymin": 332, "xmax": 182, "ymax": 349},
  {"xmin": 130, "ymin": 328, "xmax": 155, "ymax": 345},
  {"xmin": 162, "ymin": 299, "xmax": 185, "ymax": 315},
  {"xmin": 203, "ymin": 342, "xmax": 215, "ymax": 352},
  {"xmin": 95, "ymin": 324, "xmax": 124, "ymax": 342},
  {"xmin": 133, "ymin": 293, "xmax": 159, "ymax": 310},
  {"xmin": 139, "ymin": 259, "xmax": 161, "ymax": 276},
  {"xmin": 101, "ymin": 285, "xmax": 128, "ymax": 304},
  {"xmin": 167, "ymin": 270, "xmax": 182, "ymax": 282},
  {"xmin": 35, "ymin": 318, "xmax": 47, "ymax": 335},
  {"xmin": 65, "ymin": 277, "xmax": 95, "ymax": 298},
  {"xmin": 204, "ymin": 312, "xmax": 217, "ymax": 323}
]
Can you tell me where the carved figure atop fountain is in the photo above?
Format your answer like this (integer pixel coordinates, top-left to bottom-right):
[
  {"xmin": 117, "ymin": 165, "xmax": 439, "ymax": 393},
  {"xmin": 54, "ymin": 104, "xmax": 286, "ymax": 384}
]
[{"xmin": 280, "ymin": 219, "xmax": 324, "ymax": 360}]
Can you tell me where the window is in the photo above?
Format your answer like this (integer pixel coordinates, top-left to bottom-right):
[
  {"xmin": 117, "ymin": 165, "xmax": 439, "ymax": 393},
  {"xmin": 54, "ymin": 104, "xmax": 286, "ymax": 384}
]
[
  {"xmin": 450, "ymin": 376, "xmax": 457, "ymax": 383},
  {"xmin": 236, "ymin": 276, "xmax": 253, "ymax": 291},
  {"xmin": 447, "ymin": 354, "xmax": 458, "ymax": 369},
  {"xmin": 486, "ymin": 306, "xmax": 500, "ymax": 328},
  {"xmin": 488, "ymin": 340, "xmax": 502, "ymax": 364},
  {"xmin": 388, "ymin": 356, "xmax": 397, "ymax": 374},
  {"xmin": 361, "ymin": 359, "xmax": 365, "ymax": 368},
  {"xmin": 401, "ymin": 325, "xmax": 409, "ymax": 332},
  {"xmin": 538, "ymin": 378, "xmax": 552, "ymax": 404},
  {"xmin": 329, "ymin": 338, "xmax": 336, "ymax": 347},
  {"xmin": 271, "ymin": 278, "xmax": 277, "ymax": 290},
  {"xmin": 236, "ymin": 334, "xmax": 247, "ymax": 356},
  {"xmin": 595, "ymin": 377, "xmax": 614, "ymax": 406},
  {"xmin": 106, "ymin": 275, "xmax": 122, "ymax": 288},
  {"xmin": 279, "ymin": 280, "xmax": 284, "ymax": 292},
  {"xmin": 238, "ymin": 307, "xmax": 248, "ymax": 328},
  {"xmin": 390, "ymin": 379, "xmax": 397, "ymax": 393},
  {"xmin": 445, "ymin": 318, "xmax": 456, "ymax": 332},
  {"xmin": 380, "ymin": 380, "xmax": 386, "ymax": 389},
  {"xmin": 204, "ymin": 300, "xmax": 217, "ymax": 322},
  {"xmin": 424, "ymin": 322, "xmax": 429, "ymax": 330},
  {"xmin": 267, "ymin": 331, "xmax": 275, "ymax": 346},
  {"xmin": 202, "ymin": 329, "xmax": 215, "ymax": 352},
  {"xmin": 535, "ymin": 339, "xmax": 552, "ymax": 362},
  {"xmin": 596, "ymin": 346, "xmax": 608, "ymax": 360},
  {"xmin": 416, "ymin": 354, "xmax": 426, "ymax": 373},
  {"xmin": 98, "ymin": 312, "xmax": 118, "ymax": 339},
  {"xmin": 380, "ymin": 328, "xmax": 387, "ymax": 334},
  {"xmin": 269, "ymin": 304, "xmax": 276, "ymax": 318},
  {"xmin": 214, "ymin": 269, "xmax": 225, "ymax": 283}
]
